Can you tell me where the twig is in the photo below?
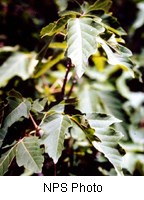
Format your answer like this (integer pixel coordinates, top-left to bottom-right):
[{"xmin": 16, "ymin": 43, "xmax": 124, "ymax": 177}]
[
  {"xmin": 66, "ymin": 76, "xmax": 77, "ymax": 99},
  {"xmin": 61, "ymin": 59, "xmax": 72, "ymax": 99},
  {"xmin": 29, "ymin": 113, "xmax": 41, "ymax": 137}
]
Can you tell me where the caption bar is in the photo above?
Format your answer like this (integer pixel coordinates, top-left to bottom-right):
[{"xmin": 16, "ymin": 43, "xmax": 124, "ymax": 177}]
[{"xmin": 44, "ymin": 182, "xmax": 102, "ymax": 193}]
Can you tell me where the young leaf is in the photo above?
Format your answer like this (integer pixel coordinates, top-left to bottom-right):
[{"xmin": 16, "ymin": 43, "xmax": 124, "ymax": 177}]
[
  {"xmin": 86, "ymin": 114, "xmax": 125, "ymax": 175},
  {"xmin": 84, "ymin": 0, "xmax": 112, "ymax": 14},
  {"xmin": 96, "ymin": 36, "xmax": 134, "ymax": 77},
  {"xmin": 16, "ymin": 136, "xmax": 44, "ymax": 173},
  {"xmin": 40, "ymin": 15, "xmax": 70, "ymax": 37},
  {"xmin": 0, "ymin": 91, "xmax": 31, "ymax": 147},
  {"xmin": 0, "ymin": 52, "xmax": 38, "ymax": 87},
  {"xmin": 67, "ymin": 17, "xmax": 104, "ymax": 77},
  {"xmin": 0, "ymin": 144, "xmax": 17, "ymax": 176},
  {"xmin": 40, "ymin": 113, "xmax": 71, "ymax": 163}
]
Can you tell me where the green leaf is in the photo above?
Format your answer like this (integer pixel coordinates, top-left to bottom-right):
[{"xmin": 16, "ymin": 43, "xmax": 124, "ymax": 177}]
[
  {"xmin": 55, "ymin": 0, "xmax": 68, "ymax": 12},
  {"xmin": 84, "ymin": 0, "xmax": 112, "ymax": 13},
  {"xmin": 34, "ymin": 52, "xmax": 64, "ymax": 78},
  {"xmin": 97, "ymin": 36, "xmax": 134, "ymax": 77},
  {"xmin": 129, "ymin": 125, "xmax": 144, "ymax": 144},
  {"xmin": 70, "ymin": 115, "xmax": 100, "ymax": 142},
  {"xmin": 0, "ymin": 144, "xmax": 17, "ymax": 176},
  {"xmin": 86, "ymin": 113, "xmax": 121, "ymax": 128},
  {"xmin": 16, "ymin": 136, "xmax": 44, "ymax": 173},
  {"xmin": 67, "ymin": 17, "xmax": 105, "ymax": 77},
  {"xmin": 132, "ymin": 2, "xmax": 144, "ymax": 30},
  {"xmin": 31, "ymin": 98, "xmax": 48, "ymax": 113},
  {"xmin": 0, "ymin": 91, "xmax": 31, "ymax": 147},
  {"xmin": 78, "ymin": 84, "xmax": 102, "ymax": 113},
  {"xmin": 40, "ymin": 15, "xmax": 70, "ymax": 37},
  {"xmin": 102, "ymin": 14, "xmax": 127, "ymax": 36},
  {"xmin": 86, "ymin": 112, "xmax": 125, "ymax": 175},
  {"xmin": 0, "ymin": 52, "xmax": 38, "ymax": 87},
  {"xmin": 106, "ymin": 34, "xmax": 132, "ymax": 57},
  {"xmin": 40, "ymin": 113, "xmax": 71, "ymax": 163}
]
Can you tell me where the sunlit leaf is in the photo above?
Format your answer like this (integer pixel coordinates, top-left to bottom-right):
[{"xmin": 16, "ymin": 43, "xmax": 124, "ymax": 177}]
[
  {"xmin": 40, "ymin": 113, "xmax": 71, "ymax": 163},
  {"xmin": 16, "ymin": 136, "xmax": 44, "ymax": 173},
  {"xmin": 0, "ymin": 52, "xmax": 38, "ymax": 87},
  {"xmin": 67, "ymin": 17, "xmax": 104, "ymax": 77}
]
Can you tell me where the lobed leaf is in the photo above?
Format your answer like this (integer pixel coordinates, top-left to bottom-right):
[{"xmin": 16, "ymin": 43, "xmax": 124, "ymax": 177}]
[
  {"xmin": 40, "ymin": 113, "xmax": 71, "ymax": 163},
  {"xmin": 16, "ymin": 136, "xmax": 44, "ymax": 173},
  {"xmin": 67, "ymin": 17, "xmax": 104, "ymax": 77}
]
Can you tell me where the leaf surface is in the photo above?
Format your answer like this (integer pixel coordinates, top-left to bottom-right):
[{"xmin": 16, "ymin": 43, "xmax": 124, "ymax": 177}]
[
  {"xmin": 0, "ymin": 144, "xmax": 17, "ymax": 176},
  {"xmin": 40, "ymin": 16, "xmax": 70, "ymax": 37},
  {"xmin": 0, "ymin": 52, "xmax": 37, "ymax": 87},
  {"xmin": 16, "ymin": 136, "xmax": 44, "ymax": 173},
  {"xmin": 85, "ymin": 0, "xmax": 112, "ymax": 13},
  {"xmin": 0, "ymin": 91, "xmax": 31, "ymax": 147},
  {"xmin": 67, "ymin": 17, "xmax": 104, "ymax": 77},
  {"xmin": 40, "ymin": 113, "xmax": 71, "ymax": 163},
  {"xmin": 87, "ymin": 114, "xmax": 125, "ymax": 175}
]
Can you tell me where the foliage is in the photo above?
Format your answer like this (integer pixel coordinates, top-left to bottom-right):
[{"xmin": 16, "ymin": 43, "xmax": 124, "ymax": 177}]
[{"xmin": 0, "ymin": 0, "xmax": 144, "ymax": 176}]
